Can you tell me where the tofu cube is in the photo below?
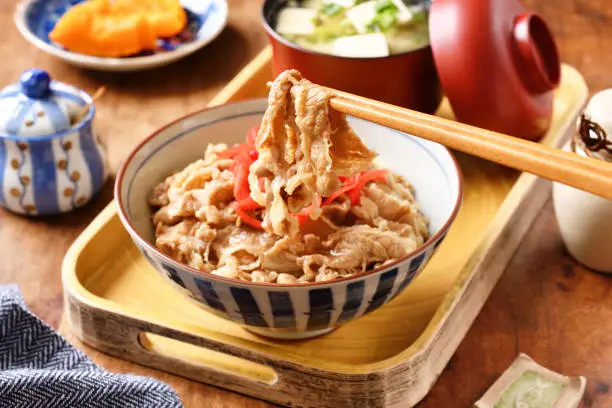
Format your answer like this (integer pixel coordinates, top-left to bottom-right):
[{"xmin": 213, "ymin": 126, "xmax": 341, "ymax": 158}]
[
  {"xmin": 345, "ymin": 1, "xmax": 377, "ymax": 34},
  {"xmin": 332, "ymin": 33, "xmax": 390, "ymax": 57},
  {"xmin": 276, "ymin": 8, "xmax": 318, "ymax": 35}
]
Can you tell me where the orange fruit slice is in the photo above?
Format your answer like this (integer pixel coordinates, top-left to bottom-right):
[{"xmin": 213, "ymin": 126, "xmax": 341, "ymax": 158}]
[
  {"xmin": 115, "ymin": 0, "xmax": 187, "ymax": 38},
  {"xmin": 49, "ymin": 0, "xmax": 187, "ymax": 58}
]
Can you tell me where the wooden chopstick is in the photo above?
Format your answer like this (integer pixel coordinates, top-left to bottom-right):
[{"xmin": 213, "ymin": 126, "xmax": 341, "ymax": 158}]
[{"xmin": 327, "ymin": 88, "xmax": 612, "ymax": 200}]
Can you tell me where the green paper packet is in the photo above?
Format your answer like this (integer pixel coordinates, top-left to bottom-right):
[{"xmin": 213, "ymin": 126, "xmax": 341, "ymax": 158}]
[{"xmin": 475, "ymin": 353, "xmax": 586, "ymax": 408}]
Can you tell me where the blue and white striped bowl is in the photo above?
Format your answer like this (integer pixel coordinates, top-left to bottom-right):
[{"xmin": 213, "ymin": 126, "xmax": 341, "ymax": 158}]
[{"xmin": 115, "ymin": 99, "xmax": 463, "ymax": 340}]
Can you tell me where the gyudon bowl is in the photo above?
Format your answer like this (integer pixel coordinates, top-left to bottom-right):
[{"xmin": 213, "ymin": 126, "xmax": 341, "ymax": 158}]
[{"xmin": 115, "ymin": 98, "xmax": 462, "ymax": 340}]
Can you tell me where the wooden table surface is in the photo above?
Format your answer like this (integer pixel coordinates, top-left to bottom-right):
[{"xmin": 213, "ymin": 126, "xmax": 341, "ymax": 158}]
[{"xmin": 1, "ymin": 0, "xmax": 611, "ymax": 407}]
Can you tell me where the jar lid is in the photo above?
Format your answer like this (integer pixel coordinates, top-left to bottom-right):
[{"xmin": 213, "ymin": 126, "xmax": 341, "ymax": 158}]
[
  {"xmin": 0, "ymin": 69, "xmax": 87, "ymax": 138},
  {"xmin": 429, "ymin": 0, "xmax": 561, "ymax": 141}
]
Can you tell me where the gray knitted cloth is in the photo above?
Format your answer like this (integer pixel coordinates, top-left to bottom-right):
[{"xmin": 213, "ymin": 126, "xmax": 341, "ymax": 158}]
[{"xmin": 0, "ymin": 284, "xmax": 183, "ymax": 408}]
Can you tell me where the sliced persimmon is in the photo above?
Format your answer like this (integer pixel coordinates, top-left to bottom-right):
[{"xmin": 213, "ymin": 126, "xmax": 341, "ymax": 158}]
[
  {"xmin": 49, "ymin": 0, "xmax": 158, "ymax": 57},
  {"xmin": 49, "ymin": 0, "xmax": 187, "ymax": 58},
  {"xmin": 115, "ymin": 0, "xmax": 188, "ymax": 38}
]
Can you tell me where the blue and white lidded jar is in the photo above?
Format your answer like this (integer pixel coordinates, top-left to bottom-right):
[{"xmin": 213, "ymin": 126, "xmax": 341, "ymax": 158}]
[{"xmin": 0, "ymin": 69, "xmax": 108, "ymax": 215}]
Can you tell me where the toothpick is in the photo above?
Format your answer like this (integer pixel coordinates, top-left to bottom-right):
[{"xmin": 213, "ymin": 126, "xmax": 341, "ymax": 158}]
[{"xmin": 72, "ymin": 86, "xmax": 106, "ymax": 125}]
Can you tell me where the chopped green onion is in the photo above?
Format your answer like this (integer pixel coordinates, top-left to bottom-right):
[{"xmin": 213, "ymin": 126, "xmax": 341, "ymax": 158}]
[
  {"xmin": 366, "ymin": 0, "xmax": 399, "ymax": 32},
  {"xmin": 376, "ymin": 10, "xmax": 397, "ymax": 30},
  {"xmin": 375, "ymin": 0, "xmax": 398, "ymax": 13},
  {"xmin": 321, "ymin": 2, "xmax": 344, "ymax": 16}
]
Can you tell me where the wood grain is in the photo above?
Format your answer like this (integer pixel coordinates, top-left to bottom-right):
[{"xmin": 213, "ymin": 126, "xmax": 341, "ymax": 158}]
[{"xmin": 0, "ymin": 0, "xmax": 611, "ymax": 407}]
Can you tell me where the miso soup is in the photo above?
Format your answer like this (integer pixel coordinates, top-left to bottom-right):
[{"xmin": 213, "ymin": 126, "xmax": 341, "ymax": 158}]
[{"xmin": 274, "ymin": 0, "xmax": 430, "ymax": 58}]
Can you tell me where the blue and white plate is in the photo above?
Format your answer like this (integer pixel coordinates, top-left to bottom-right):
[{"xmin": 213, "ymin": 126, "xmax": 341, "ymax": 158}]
[{"xmin": 14, "ymin": 0, "xmax": 228, "ymax": 72}]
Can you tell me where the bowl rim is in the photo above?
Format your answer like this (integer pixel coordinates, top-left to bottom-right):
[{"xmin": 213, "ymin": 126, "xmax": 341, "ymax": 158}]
[
  {"xmin": 260, "ymin": 0, "xmax": 432, "ymax": 61},
  {"xmin": 114, "ymin": 98, "xmax": 464, "ymax": 288},
  {"xmin": 13, "ymin": 0, "xmax": 229, "ymax": 71}
]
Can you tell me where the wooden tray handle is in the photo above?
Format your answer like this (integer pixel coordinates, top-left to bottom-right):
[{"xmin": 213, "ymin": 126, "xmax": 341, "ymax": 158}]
[
  {"xmin": 137, "ymin": 330, "xmax": 279, "ymax": 386},
  {"xmin": 128, "ymin": 320, "xmax": 285, "ymax": 387}
]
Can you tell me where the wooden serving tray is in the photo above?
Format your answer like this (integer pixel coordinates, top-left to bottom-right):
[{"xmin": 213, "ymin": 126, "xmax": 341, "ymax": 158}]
[{"xmin": 62, "ymin": 47, "xmax": 588, "ymax": 408}]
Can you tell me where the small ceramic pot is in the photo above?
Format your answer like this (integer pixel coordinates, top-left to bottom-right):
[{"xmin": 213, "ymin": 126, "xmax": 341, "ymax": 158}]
[
  {"xmin": 552, "ymin": 89, "xmax": 612, "ymax": 273},
  {"xmin": 0, "ymin": 69, "xmax": 108, "ymax": 215},
  {"xmin": 552, "ymin": 143, "xmax": 612, "ymax": 272}
]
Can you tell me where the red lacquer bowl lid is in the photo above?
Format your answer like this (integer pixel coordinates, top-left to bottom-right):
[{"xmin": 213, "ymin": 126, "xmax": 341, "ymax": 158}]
[{"xmin": 429, "ymin": 0, "xmax": 561, "ymax": 141}]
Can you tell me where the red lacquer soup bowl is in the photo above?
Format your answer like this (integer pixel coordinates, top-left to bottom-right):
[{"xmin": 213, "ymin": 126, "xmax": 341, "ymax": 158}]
[{"xmin": 261, "ymin": 0, "xmax": 442, "ymax": 114}]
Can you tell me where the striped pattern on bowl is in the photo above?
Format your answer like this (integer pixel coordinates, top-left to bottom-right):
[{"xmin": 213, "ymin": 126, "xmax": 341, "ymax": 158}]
[{"xmin": 134, "ymin": 231, "xmax": 445, "ymax": 337}]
